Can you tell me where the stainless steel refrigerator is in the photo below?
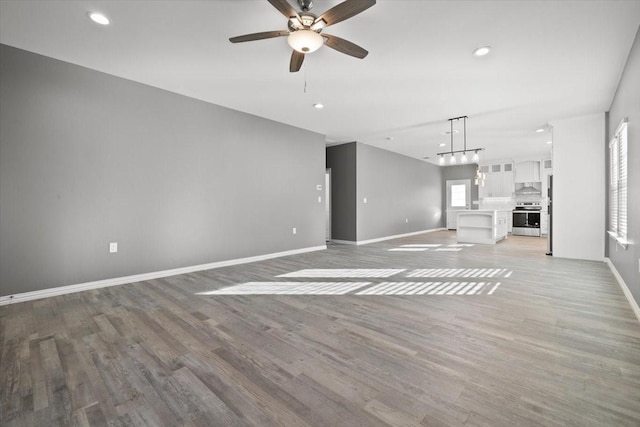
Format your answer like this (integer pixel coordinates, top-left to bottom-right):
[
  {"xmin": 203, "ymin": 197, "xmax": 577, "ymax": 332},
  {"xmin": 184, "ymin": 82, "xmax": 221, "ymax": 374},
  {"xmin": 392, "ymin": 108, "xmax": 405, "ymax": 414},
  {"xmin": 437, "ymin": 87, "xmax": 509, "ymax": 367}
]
[{"xmin": 546, "ymin": 175, "xmax": 553, "ymax": 256}]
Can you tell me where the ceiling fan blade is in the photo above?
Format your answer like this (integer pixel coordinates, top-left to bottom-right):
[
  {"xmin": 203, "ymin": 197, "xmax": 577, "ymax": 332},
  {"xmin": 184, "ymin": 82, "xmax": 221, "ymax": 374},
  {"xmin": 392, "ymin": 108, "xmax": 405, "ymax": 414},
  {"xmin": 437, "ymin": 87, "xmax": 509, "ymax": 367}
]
[
  {"xmin": 322, "ymin": 34, "xmax": 368, "ymax": 59},
  {"xmin": 316, "ymin": 0, "xmax": 376, "ymax": 27},
  {"xmin": 229, "ymin": 30, "xmax": 289, "ymax": 43},
  {"xmin": 267, "ymin": 0, "xmax": 301, "ymax": 20},
  {"xmin": 290, "ymin": 50, "xmax": 305, "ymax": 72}
]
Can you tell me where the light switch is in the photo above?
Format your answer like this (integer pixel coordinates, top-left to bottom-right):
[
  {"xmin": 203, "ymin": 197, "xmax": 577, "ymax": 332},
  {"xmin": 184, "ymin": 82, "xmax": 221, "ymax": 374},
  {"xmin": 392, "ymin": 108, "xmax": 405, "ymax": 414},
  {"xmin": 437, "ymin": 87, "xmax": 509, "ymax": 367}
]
[
  {"xmin": 292, "ymin": 227, "xmax": 297, "ymax": 235},
  {"xmin": 109, "ymin": 242, "xmax": 118, "ymax": 253},
  {"xmin": 363, "ymin": 197, "xmax": 367, "ymax": 204},
  {"xmin": 318, "ymin": 196, "xmax": 322, "ymax": 203},
  {"xmin": 316, "ymin": 184, "xmax": 322, "ymax": 191}
]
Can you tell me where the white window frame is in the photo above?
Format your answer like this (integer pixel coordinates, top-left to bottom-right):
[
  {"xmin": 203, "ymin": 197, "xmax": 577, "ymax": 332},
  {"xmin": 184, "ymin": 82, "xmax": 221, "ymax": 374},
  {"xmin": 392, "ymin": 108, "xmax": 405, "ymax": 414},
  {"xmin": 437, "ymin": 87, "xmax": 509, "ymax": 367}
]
[{"xmin": 608, "ymin": 118, "xmax": 628, "ymax": 248}]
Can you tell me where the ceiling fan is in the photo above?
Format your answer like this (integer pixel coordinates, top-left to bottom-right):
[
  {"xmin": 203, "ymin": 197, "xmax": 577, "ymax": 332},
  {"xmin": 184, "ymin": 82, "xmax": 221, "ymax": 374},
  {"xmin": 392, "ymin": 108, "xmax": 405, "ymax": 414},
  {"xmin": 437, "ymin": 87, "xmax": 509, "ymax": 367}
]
[{"xmin": 229, "ymin": 0, "xmax": 376, "ymax": 72}]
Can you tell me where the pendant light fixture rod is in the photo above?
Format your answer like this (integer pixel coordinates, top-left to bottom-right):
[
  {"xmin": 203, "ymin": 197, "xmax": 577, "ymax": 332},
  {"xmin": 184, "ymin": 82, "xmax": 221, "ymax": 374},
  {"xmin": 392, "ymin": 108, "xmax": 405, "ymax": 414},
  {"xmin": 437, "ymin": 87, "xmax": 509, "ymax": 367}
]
[
  {"xmin": 450, "ymin": 119, "xmax": 454, "ymax": 153},
  {"xmin": 436, "ymin": 115, "xmax": 484, "ymax": 158},
  {"xmin": 463, "ymin": 116, "xmax": 467, "ymax": 153}
]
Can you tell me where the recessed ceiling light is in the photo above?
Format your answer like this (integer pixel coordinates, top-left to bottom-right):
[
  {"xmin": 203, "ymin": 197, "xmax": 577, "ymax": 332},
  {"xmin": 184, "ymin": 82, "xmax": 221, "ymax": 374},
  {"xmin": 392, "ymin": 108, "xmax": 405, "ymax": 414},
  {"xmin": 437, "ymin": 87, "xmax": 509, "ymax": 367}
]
[
  {"xmin": 536, "ymin": 128, "xmax": 545, "ymax": 133},
  {"xmin": 473, "ymin": 46, "xmax": 491, "ymax": 57},
  {"xmin": 439, "ymin": 143, "xmax": 446, "ymax": 147},
  {"xmin": 546, "ymin": 140, "xmax": 552, "ymax": 144},
  {"xmin": 313, "ymin": 103, "xmax": 324, "ymax": 109},
  {"xmin": 89, "ymin": 12, "xmax": 110, "ymax": 25}
]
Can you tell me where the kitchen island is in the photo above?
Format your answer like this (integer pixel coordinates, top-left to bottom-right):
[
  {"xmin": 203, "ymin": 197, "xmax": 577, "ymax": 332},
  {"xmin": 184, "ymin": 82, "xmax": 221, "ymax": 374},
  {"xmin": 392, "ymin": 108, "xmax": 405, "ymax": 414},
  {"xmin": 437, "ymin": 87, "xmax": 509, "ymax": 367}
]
[{"xmin": 456, "ymin": 210, "xmax": 510, "ymax": 244}]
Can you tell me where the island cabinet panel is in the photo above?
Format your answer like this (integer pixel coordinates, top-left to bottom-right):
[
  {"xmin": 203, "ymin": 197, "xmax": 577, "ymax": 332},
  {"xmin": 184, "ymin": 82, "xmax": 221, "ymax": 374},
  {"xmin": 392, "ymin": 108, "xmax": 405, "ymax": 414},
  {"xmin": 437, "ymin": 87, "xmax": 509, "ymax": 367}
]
[{"xmin": 457, "ymin": 210, "xmax": 510, "ymax": 244}]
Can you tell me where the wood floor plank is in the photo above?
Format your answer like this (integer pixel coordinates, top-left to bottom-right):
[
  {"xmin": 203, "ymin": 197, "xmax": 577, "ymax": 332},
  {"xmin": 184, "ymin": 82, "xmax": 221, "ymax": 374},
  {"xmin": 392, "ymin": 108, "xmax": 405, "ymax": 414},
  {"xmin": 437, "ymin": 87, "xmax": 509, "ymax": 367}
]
[{"xmin": 1, "ymin": 231, "xmax": 639, "ymax": 426}]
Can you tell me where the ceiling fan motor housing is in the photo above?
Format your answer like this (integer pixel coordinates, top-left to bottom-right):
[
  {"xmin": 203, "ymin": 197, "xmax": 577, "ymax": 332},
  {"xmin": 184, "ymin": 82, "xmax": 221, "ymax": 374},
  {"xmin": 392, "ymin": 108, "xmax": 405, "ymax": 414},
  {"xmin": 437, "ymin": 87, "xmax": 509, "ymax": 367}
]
[{"xmin": 298, "ymin": 0, "xmax": 313, "ymax": 12}]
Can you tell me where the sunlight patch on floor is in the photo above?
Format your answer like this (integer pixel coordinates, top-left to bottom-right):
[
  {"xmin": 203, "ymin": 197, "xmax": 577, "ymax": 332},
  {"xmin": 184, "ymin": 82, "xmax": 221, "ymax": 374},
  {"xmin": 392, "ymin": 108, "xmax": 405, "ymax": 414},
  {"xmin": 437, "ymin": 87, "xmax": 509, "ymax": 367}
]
[
  {"xmin": 389, "ymin": 244, "xmax": 473, "ymax": 252},
  {"xmin": 406, "ymin": 268, "xmax": 512, "ymax": 278},
  {"xmin": 198, "ymin": 282, "xmax": 371, "ymax": 295},
  {"xmin": 389, "ymin": 248, "xmax": 427, "ymax": 252},
  {"xmin": 278, "ymin": 269, "xmax": 405, "ymax": 278},
  {"xmin": 356, "ymin": 281, "xmax": 494, "ymax": 296}
]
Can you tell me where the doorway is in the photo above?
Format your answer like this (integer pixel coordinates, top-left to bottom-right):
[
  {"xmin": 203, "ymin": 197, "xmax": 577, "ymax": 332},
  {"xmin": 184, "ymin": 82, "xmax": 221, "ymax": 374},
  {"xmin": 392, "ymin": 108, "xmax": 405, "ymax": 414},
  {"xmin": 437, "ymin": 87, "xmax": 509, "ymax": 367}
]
[
  {"xmin": 446, "ymin": 179, "xmax": 471, "ymax": 229},
  {"xmin": 325, "ymin": 169, "xmax": 331, "ymax": 241}
]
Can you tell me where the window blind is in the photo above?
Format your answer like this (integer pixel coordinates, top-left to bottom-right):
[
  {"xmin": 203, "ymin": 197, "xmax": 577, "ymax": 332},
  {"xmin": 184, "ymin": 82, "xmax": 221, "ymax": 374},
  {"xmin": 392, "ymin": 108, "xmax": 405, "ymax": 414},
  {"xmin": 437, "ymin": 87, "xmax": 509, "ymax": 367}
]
[
  {"xmin": 618, "ymin": 122, "xmax": 627, "ymax": 238},
  {"xmin": 609, "ymin": 120, "xmax": 627, "ymax": 242}
]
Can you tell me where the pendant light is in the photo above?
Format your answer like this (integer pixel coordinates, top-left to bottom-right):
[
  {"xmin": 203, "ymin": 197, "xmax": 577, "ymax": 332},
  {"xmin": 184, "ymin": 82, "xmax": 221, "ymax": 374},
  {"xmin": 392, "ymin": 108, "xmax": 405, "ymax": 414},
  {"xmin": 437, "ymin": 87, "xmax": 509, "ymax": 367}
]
[{"xmin": 436, "ymin": 116, "xmax": 484, "ymax": 165}]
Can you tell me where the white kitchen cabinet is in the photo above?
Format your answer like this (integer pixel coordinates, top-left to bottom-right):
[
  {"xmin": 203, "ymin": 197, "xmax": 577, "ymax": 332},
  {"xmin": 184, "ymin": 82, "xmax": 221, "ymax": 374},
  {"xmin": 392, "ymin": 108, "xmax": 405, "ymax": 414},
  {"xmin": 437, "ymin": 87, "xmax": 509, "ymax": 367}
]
[
  {"xmin": 479, "ymin": 162, "xmax": 514, "ymax": 197},
  {"xmin": 457, "ymin": 210, "xmax": 510, "ymax": 244},
  {"xmin": 515, "ymin": 161, "xmax": 541, "ymax": 183},
  {"xmin": 502, "ymin": 170, "xmax": 514, "ymax": 197}
]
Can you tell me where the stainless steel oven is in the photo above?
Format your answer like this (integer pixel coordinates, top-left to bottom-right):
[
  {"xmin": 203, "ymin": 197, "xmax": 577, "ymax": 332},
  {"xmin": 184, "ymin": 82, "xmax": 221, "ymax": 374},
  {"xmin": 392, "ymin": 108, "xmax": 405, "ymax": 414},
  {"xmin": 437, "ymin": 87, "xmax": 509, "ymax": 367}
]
[{"xmin": 513, "ymin": 204, "xmax": 541, "ymax": 236}]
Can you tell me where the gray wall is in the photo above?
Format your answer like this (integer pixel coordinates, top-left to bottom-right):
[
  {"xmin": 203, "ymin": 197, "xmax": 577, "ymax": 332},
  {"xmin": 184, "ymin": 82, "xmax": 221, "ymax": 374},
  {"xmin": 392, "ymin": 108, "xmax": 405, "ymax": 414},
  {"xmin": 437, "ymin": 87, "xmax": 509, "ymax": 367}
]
[
  {"xmin": 326, "ymin": 143, "xmax": 357, "ymax": 241},
  {"xmin": 442, "ymin": 164, "xmax": 480, "ymax": 214},
  {"xmin": 607, "ymin": 27, "xmax": 640, "ymax": 305},
  {"xmin": 0, "ymin": 44, "xmax": 326, "ymax": 296},
  {"xmin": 356, "ymin": 143, "xmax": 443, "ymax": 241}
]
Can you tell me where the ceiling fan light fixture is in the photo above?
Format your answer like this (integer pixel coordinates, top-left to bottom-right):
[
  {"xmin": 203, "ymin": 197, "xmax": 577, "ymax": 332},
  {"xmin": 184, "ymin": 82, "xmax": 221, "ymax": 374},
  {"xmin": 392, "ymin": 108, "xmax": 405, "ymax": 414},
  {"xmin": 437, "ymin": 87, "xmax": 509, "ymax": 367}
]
[
  {"xmin": 288, "ymin": 30, "xmax": 323, "ymax": 53},
  {"xmin": 310, "ymin": 19, "xmax": 326, "ymax": 31},
  {"xmin": 288, "ymin": 17, "xmax": 303, "ymax": 30}
]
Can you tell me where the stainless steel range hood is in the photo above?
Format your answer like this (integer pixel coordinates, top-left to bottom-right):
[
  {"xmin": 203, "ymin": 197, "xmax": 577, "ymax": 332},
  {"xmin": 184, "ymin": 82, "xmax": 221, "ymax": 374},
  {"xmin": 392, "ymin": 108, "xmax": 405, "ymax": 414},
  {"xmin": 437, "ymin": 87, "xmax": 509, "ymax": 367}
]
[{"xmin": 515, "ymin": 185, "xmax": 541, "ymax": 195}]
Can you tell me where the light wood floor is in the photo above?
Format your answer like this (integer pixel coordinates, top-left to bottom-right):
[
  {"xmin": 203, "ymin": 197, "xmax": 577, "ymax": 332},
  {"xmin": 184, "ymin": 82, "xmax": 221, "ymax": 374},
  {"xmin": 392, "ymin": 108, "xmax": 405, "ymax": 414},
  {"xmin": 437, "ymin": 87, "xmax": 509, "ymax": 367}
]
[{"xmin": 1, "ymin": 231, "xmax": 639, "ymax": 426}]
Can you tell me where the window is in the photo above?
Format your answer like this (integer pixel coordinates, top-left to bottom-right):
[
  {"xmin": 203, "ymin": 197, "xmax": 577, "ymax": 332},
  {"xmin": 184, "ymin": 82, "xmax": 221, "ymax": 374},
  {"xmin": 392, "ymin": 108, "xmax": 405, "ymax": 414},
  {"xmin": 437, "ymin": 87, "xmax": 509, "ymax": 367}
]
[
  {"xmin": 451, "ymin": 184, "xmax": 467, "ymax": 207},
  {"xmin": 609, "ymin": 119, "xmax": 628, "ymax": 246}
]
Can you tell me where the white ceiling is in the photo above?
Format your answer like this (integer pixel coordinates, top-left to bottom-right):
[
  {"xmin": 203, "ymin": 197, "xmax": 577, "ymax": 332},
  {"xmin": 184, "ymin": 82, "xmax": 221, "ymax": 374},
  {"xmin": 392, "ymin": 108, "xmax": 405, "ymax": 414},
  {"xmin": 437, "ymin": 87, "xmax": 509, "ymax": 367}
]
[{"xmin": 2, "ymin": 0, "xmax": 639, "ymax": 165}]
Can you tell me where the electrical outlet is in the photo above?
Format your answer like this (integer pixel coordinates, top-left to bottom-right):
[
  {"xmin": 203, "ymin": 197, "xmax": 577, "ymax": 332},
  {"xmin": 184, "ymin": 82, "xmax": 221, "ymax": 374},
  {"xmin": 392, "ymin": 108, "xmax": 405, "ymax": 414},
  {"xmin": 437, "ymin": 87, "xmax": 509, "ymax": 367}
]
[
  {"xmin": 405, "ymin": 218, "xmax": 408, "ymax": 223},
  {"xmin": 109, "ymin": 242, "xmax": 118, "ymax": 253},
  {"xmin": 292, "ymin": 227, "xmax": 297, "ymax": 235}
]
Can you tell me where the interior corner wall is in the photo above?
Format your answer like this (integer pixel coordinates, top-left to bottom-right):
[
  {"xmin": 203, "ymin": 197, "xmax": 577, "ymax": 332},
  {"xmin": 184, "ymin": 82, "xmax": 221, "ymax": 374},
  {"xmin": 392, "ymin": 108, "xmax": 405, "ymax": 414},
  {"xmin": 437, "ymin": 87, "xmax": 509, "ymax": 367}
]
[
  {"xmin": 0, "ymin": 44, "xmax": 326, "ymax": 297},
  {"xmin": 442, "ymin": 164, "xmax": 480, "ymax": 214},
  {"xmin": 551, "ymin": 112, "xmax": 606, "ymax": 262},
  {"xmin": 607, "ymin": 26, "xmax": 640, "ymax": 305},
  {"xmin": 326, "ymin": 143, "xmax": 357, "ymax": 241},
  {"xmin": 356, "ymin": 143, "xmax": 443, "ymax": 241}
]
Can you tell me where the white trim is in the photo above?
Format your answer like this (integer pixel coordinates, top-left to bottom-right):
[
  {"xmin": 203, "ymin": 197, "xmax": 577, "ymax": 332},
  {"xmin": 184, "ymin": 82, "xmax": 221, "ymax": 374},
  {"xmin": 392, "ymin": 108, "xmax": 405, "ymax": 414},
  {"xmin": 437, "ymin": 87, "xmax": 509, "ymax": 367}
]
[
  {"xmin": 332, "ymin": 228, "xmax": 446, "ymax": 246},
  {"xmin": 0, "ymin": 245, "xmax": 327, "ymax": 306},
  {"xmin": 607, "ymin": 231, "xmax": 629, "ymax": 249},
  {"xmin": 606, "ymin": 257, "xmax": 640, "ymax": 324},
  {"xmin": 331, "ymin": 239, "xmax": 358, "ymax": 245}
]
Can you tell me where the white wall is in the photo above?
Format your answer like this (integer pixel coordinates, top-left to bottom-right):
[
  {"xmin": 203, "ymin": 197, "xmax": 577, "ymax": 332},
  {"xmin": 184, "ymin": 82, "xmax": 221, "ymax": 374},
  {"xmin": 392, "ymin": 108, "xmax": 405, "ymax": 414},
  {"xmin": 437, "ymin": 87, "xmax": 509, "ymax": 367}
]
[{"xmin": 550, "ymin": 113, "xmax": 605, "ymax": 261}]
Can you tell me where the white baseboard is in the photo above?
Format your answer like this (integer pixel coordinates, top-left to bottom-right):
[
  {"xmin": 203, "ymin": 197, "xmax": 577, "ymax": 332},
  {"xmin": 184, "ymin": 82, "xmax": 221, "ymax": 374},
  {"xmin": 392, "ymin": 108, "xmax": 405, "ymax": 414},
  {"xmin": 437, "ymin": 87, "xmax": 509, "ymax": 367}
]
[
  {"xmin": 331, "ymin": 228, "xmax": 446, "ymax": 246},
  {"xmin": 0, "ymin": 245, "xmax": 327, "ymax": 306},
  {"xmin": 605, "ymin": 258, "xmax": 640, "ymax": 324},
  {"xmin": 330, "ymin": 239, "xmax": 358, "ymax": 245}
]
